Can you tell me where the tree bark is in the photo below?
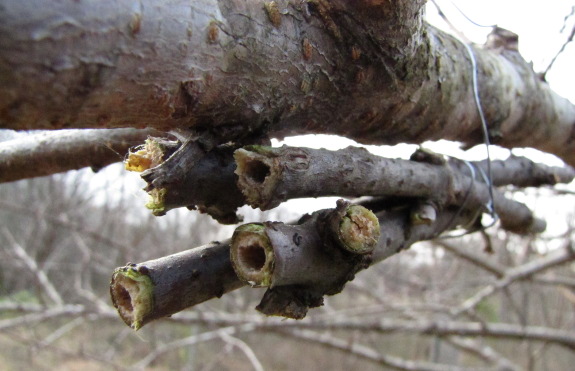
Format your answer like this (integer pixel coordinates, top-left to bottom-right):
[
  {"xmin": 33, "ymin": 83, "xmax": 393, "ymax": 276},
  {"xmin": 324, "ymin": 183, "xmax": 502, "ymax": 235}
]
[{"xmin": 2, "ymin": 0, "xmax": 574, "ymax": 165}]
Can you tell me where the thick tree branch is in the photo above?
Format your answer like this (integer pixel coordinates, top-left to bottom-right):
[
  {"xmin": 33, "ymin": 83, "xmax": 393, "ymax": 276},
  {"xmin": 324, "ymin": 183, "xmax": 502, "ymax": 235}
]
[
  {"xmin": 2, "ymin": 0, "xmax": 574, "ymax": 165},
  {"xmin": 0, "ymin": 128, "xmax": 154, "ymax": 183}
]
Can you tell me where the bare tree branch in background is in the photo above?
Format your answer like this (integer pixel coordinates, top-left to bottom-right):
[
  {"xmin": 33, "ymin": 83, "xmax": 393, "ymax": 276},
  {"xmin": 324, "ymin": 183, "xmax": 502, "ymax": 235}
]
[
  {"xmin": 2, "ymin": 227, "xmax": 64, "ymax": 306},
  {"xmin": 452, "ymin": 242, "xmax": 575, "ymax": 317},
  {"xmin": 0, "ymin": 128, "xmax": 156, "ymax": 183}
]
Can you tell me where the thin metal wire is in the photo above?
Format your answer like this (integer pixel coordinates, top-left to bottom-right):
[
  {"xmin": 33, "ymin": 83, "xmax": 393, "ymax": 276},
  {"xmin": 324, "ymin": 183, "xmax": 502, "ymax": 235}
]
[
  {"xmin": 438, "ymin": 160, "xmax": 477, "ymax": 239},
  {"xmin": 460, "ymin": 42, "xmax": 496, "ymax": 222},
  {"xmin": 431, "ymin": 0, "xmax": 498, "ymax": 225},
  {"xmin": 427, "ymin": 1, "xmax": 500, "ymax": 238},
  {"xmin": 449, "ymin": 0, "xmax": 497, "ymax": 29},
  {"xmin": 542, "ymin": 22, "xmax": 575, "ymax": 78}
]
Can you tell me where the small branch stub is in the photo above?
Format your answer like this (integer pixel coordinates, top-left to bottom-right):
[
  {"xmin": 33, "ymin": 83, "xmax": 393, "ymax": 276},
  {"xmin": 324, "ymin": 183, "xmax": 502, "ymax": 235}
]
[
  {"xmin": 110, "ymin": 240, "xmax": 243, "ymax": 330},
  {"xmin": 331, "ymin": 202, "xmax": 380, "ymax": 254}
]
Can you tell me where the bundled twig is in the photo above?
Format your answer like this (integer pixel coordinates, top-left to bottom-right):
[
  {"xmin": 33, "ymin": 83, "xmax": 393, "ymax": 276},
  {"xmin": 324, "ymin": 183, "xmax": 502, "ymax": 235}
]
[
  {"xmin": 110, "ymin": 198, "xmax": 480, "ymax": 327},
  {"xmin": 235, "ymin": 145, "xmax": 572, "ymax": 233},
  {"xmin": 110, "ymin": 140, "xmax": 575, "ymax": 327},
  {"xmin": 129, "ymin": 140, "xmax": 574, "ymax": 231}
]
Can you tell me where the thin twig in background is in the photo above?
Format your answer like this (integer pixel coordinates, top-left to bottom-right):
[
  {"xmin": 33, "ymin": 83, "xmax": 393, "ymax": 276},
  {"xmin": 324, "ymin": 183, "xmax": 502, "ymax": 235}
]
[
  {"xmin": 2, "ymin": 227, "xmax": 64, "ymax": 306},
  {"xmin": 452, "ymin": 243, "xmax": 575, "ymax": 317},
  {"xmin": 219, "ymin": 331, "xmax": 265, "ymax": 371}
]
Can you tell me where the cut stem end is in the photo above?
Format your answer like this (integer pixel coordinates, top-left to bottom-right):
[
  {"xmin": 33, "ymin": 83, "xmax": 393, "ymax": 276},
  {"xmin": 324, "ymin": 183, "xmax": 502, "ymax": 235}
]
[
  {"xmin": 110, "ymin": 267, "xmax": 154, "ymax": 330},
  {"xmin": 231, "ymin": 224, "xmax": 274, "ymax": 287},
  {"xmin": 234, "ymin": 147, "xmax": 278, "ymax": 209},
  {"xmin": 337, "ymin": 205, "xmax": 380, "ymax": 254}
]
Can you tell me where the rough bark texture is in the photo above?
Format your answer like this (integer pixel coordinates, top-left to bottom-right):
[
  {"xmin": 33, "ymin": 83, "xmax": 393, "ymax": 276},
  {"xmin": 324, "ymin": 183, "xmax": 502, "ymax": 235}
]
[
  {"xmin": 0, "ymin": 128, "xmax": 154, "ymax": 183},
  {"xmin": 2, "ymin": 0, "xmax": 574, "ymax": 166}
]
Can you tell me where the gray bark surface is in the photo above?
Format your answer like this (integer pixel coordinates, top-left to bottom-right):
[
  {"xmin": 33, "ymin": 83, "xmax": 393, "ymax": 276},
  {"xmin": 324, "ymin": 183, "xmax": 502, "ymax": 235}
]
[{"xmin": 2, "ymin": 0, "xmax": 574, "ymax": 165}]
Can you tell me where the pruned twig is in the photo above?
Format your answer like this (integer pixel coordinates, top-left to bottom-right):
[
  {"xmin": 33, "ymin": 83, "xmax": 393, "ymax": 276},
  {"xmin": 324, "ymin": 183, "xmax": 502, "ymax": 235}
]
[
  {"xmin": 234, "ymin": 146, "xmax": 574, "ymax": 233},
  {"xmin": 110, "ymin": 240, "xmax": 243, "ymax": 330}
]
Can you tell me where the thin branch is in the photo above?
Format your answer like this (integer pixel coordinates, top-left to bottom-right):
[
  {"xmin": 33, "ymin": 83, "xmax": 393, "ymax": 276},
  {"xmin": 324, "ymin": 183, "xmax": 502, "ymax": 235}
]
[
  {"xmin": 26, "ymin": 302, "xmax": 567, "ymax": 353},
  {"xmin": 534, "ymin": 275, "xmax": 575, "ymax": 289},
  {"xmin": 2, "ymin": 227, "xmax": 64, "ymax": 306},
  {"xmin": 0, "ymin": 200, "xmax": 130, "ymax": 251},
  {"xmin": 3, "ymin": 320, "xmax": 127, "ymax": 370},
  {"xmin": 110, "ymin": 240, "xmax": 244, "ymax": 329},
  {"xmin": 275, "ymin": 328, "xmax": 493, "ymax": 371},
  {"xmin": 0, "ymin": 305, "xmax": 84, "ymax": 331},
  {"xmin": 444, "ymin": 337, "xmax": 522, "ymax": 371},
  {"xmin": 542, "ymin": 20, "xmax": 575, "ymax": 77},
  {"xmin": 0, "ymin": 128, "xmax": 156, "ymax": 183},
  {"xmin": 36, "ymin": 316, "xmax": 86, "ymax": 350},
  {"xmin": 429, "ymin": 0, "xmax": 473, "ymax": 44},
  {"xmin": 218, "ymin": 331, "xmax": 265, "ymax": 371},
  {"xmin": 235, "ymin": 146, "xmax": 574, "ymax": 233},
  {"xmin": 163, "ymin": 310, "xmax": 575, "ymax": 350},
  {"xmin": 130, "ymin": 324, "xmax": 258, "ymax": 370},
  {"xmin": 283, "ymin": 319, "xmax": 575, "ymax": 351},
  {"xmin": 453, "ymin": 243, "xmax": 575, "ymax": 317},
  {"xmin": 440, "ymin": 240, "xmax": 575, "ymax": 290},
  {"xmin": 437, "ymin": 240, "xmax": 505, "ymax": 277}
]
